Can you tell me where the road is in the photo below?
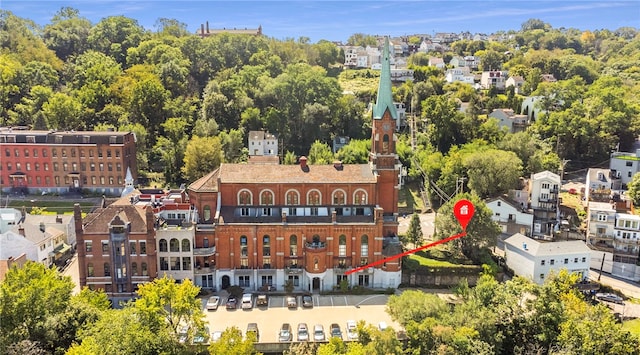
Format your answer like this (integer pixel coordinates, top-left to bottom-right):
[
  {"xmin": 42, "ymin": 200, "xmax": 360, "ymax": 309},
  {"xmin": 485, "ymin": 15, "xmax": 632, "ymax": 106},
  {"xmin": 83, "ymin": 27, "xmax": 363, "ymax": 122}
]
[{"xmin": 398, "ymin": 212, "xmax": 435, "ymax": 240}]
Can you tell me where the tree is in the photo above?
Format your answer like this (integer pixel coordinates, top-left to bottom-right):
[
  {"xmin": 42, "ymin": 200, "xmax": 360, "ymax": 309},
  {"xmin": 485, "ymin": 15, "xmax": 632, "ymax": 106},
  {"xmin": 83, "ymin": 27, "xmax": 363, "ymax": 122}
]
[
  {"xmin": 422, "ymin": 95, "xmax": 465, "ymax": 152},
  {"xmin": 87, "ymin": 16, "xmax": 145, "ymax": 65},
  {"xmin": 133, "ymin": 276, "xmax": 205, "ymax": 337},
  {"xmin": 208, "ymin": 326, "xmax": 260, "ymax": 355},
  {"xmin": 386, "ymin": 290, "xmax": 449, "ymax": 326},
  {"xmin": 627, "ymin": 173, "xmax": 640, "ymax": 207},
  {"xmin": 43, "ymin": 7, "xmax": 91, "ymax": 61},
  {"xmin": 346, "ymin": 33, "xmax": 377, "ymax": 47},
  {"xmin": 219, "ymin": 128, "xmax": 247, "ymax": 163},
  {"xmin": 335, "ymin": 139, "xmax": 370, "ymax": 164},
  {"xmin": 307, "ymin": 140, "xmax": 334, "ymax": 164},
  {"xmin": 182, "ymin": 135, "xmax": 224, "ymax": 182},
  {"xmin": 463, "ymin": 149, "xmax": 523, "ymax": 198},
  {"xmin": 0, "ymin": 262, "xmax": 74, "ymax": 354},
  {"xmin": 405, "ymin": 213, "xmax": 423, "ymax": 247},
  {"xmin": 154, "ymin": 117, "xmax": 188, "ymax": 185},
  {"xmin": 434, "ymin": 193, "xmax": 500, "ymax": 261}
]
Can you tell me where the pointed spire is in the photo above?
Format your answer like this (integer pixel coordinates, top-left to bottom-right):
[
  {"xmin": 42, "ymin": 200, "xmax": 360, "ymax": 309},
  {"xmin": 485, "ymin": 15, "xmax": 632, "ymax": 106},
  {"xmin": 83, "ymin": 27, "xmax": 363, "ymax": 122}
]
[
  {"xmin": 373, "ymin": 36, "xmax": 397, "ymax": 120},
  {"xmin": 121, "ymin": 167, "xmax": 135, "ymax": 197}
]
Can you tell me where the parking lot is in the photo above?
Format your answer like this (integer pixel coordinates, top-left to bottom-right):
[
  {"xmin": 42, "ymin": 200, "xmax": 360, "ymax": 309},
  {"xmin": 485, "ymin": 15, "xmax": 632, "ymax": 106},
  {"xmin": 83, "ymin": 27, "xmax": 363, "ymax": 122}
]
[{"xmin": 202, "ymin": 292, "xmax": 400, "ymax": 343}]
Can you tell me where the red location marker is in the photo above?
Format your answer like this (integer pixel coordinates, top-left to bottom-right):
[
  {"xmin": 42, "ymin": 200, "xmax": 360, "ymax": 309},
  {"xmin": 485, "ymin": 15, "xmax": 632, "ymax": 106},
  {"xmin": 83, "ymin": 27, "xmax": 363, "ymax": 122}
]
[{"xmin": 453, "ymin": 199, "xmax": 475, "ymax": 231}]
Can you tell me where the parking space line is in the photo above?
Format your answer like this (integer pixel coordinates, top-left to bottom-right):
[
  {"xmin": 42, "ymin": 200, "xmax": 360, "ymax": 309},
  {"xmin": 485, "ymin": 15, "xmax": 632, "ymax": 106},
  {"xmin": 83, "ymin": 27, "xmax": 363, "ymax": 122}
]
[
  {"xmin": 282, "ymin": 297, "xmax": 285, "ymax": 308},
  {"xmin": 344, "ymin": 296, "xmax": 348, "ymax": 306},
  {"xmin": 314, "ymin": 295, "xmax": 319, "ymax": 308},
  {"xmin": 330, "ymin": 296, "xmax": 334, "ymax": 307}
]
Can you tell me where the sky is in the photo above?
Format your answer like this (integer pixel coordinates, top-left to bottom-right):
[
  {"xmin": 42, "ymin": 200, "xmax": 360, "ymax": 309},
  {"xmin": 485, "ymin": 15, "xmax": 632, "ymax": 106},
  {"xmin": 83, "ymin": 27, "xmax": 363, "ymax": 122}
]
[{"xmin": 3, "ymin": 0, "xmax": 639, "ymax": 43}]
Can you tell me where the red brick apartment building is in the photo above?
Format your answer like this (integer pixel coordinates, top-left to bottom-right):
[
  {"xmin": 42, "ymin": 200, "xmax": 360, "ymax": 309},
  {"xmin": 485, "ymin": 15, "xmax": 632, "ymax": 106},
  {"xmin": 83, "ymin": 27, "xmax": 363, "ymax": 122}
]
[
  {"xmin": 75, "ymin": 37, "xmax": 402, "ymax": 301},
  {"xmin": 0, "ymin": 129, "xmax": 137, "ymax": 196}
]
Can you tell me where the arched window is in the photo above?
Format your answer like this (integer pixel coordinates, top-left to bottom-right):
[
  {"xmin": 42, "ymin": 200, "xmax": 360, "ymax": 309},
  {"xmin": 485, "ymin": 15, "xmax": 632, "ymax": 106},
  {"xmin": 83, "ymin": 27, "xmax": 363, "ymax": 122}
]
[
  {"xmin": 181, "ymin": 239, "xmax": 190, "ymax": 252},
  {"xmin": 238, "ymin": 190, "xmax": 252, "ymax": 205},
  {"xmin": 240, "ymin": 236, "xmax": 248, "ymax": 257},
  {"xmin": 141, "ymin": 262, "xmax": 148, "ymax": 276},
  {"xmin": 354, "ymin": 190, "xmax": 368, "ymax": 205},
  {"xmin": 314, "ymin": 257, "xmax": 319, "ymax": 270},
  {"xmin": 87, "ymin": 263, "xmax": 94, "ymax": 277},
  {"xmin": 332, "ymin": 190, "xmax": 345, "ymax": 205},
  {"xmin": 382, "ymin": 134, "xmax": 390, "ymax": 153},
  {"xmin": 260, "ymin": 190, "xmax": 274, "ymax": 205},
  {"xmin": 203, "ymin": 205, "xmax": 211, "ymax": 221},
  {"xmin": 131, "ymin": 262, "xmax": 138, "ymax": 276},
  {"xmin": 104, "ymin": 263, "xmax": 111, "ymax": 276},
  {"xmin": 170, "ymin": 238, "xmax": 179, "ymax": 252},
  {"xmin": 312, "ymin": 235, "xmax": 320, "ymax": 244},
  {"xmin": 360, "ymin": 235, "xmax": 369, "ymax": 265},
  {"xmin": 307, "ymin": 190, "xmax": 321, "ymax": 205},
  {"xmin": 286, "ymin": 190, "xmax": 299, "ymax": 205},
  {"xmin": 339, "ymin": 235, "xmax": 347, "ymax": 257},
  {"xmin": 159, "ymin": 239, "xmax": 168, "ymax": 252},
  {"xmin": 290, "ymin": 235, "xmax": 297, "ymax": 256}
]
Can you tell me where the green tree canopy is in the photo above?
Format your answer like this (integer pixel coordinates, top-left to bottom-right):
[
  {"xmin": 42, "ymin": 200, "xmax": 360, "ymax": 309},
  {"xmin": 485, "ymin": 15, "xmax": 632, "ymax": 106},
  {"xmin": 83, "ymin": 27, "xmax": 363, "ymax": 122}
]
[{"xmin": 182, "ymin": 135, "xmax": 224, "ymax": 182}]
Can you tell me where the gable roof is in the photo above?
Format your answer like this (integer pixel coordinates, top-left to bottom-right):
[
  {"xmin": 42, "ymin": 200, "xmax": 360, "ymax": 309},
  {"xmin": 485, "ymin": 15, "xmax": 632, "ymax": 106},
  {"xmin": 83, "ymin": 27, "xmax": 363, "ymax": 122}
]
[
  {"xmin": 505, "ymin": 233, "xmax": 591, "ymax": 256},
  {"xmin": 81, "ymin": 203, "xmax": 149, "ymax": 234},
  {"xmin": 532, "ymin": 170, "xmax": 560, "ymax": 181}
]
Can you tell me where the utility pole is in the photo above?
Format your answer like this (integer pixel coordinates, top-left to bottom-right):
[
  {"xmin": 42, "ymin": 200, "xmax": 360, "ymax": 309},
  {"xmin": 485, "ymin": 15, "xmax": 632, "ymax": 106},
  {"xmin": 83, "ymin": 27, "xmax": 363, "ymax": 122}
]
[{"xmin": 598, "ymin": 252, "xmax": 606, "ymax": 281}]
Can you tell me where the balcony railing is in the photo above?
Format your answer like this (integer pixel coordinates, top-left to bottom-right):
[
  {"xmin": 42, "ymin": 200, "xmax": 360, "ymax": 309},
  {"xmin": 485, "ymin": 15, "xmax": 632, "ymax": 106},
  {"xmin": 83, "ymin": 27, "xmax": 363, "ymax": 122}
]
[
  {"xmin": 305, "ymin": 242, "xmax": 327, "ymax": 251},
  {"xmin": 285, "ymin": 266, "xmax": 304, "ymax": 274},
  {"xmin": 194, "ymin": 266, "xmax": 215, "ymax": 275},
  {"xmin": 193, "ymin": 246, "xmax": 216, "ymax": 256},
  {"xmin": 588, "ymin": 233, "xmax": 615, "ymax": 240}
]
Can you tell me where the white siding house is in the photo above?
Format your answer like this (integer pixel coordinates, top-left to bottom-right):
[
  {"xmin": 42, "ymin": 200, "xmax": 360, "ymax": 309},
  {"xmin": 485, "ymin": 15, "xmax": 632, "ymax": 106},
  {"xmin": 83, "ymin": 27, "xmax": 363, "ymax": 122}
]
[
  {"xmin": 610, "ymin": 149, "xmax": 640, "ymax": 188},
  {"xmin": 505, "ymin": 233, "xmax": 591, "ymax": 284},
  {"xmin": 486, "ymin": 196, "xmax": 533, "ymax": 237}
]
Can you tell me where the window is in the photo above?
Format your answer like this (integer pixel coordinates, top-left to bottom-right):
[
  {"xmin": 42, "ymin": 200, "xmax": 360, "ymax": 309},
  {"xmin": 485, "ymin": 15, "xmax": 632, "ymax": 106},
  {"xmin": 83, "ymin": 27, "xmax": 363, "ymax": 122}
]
[
  {"xmin": 240, "ymin": 236, "xmax": 248, "ymax": 257},
  {"xmin": 86, "ymin": 241, "xmax": 92, "ymax": 253},
  {"xmin": 141, "ymin": 262, "xmax": 148, "ymax": 276},
  {"xmin": 240, "ymin": 258, "xmax": 249, "ymax": 268},
  {"xmin": 333, "ymin": 190, "xmax": 345, "ymax": 205},
  {"xmin": 130, "ymin": 241, "xmax": 136, "ymax": 255},
  {"xmin": 33, "ymin": 149, "xmax": 37, "ymax": 157},
  {"xmin": 107, "ymin": 150, "xmax": 111, "ymax": 158},
  {"xmin": 239, "ymin": 190, "xmax": 252, "ymax": 205},
  {"xmin": 382, "ymin": 134, "xmax": 389, "ymax": 153},
  {"xmin": 239, "ymin": 276, "xmax": 250, "ymax": 287},
  {"xmin": 35, "ymin": 163, "xmax": 39, "ymax": 171},
  {"xmin": 626, "ymin": 162, "xmax": 633, "ymax": 167},
  {"xmin": 354, "ymin": 190, "xmax": 367, "ymax": 205},
  {"xmin": 108, "ymin": 163, "xmax": 113, "ymax": 171},
  {"xmin": 25, "ymin": 163, "xmax": 30, "ymax": 171},
  {"xmin": 24, "ymin": 149, "xmax": 29, "ymax": 157},
  {"xmin": 540, "ymin": 273, "xmax": 545, "ymax": 280},
  {"xmin": 564, "ymin": 258, "xmax": 568, "ymax": 264},
  {"xmin": 203, "ymin": 205, "xmax": 211, "ymax": 221},
  {"xmin": 182, "ymin": 257, "xmax": 191, "ymax": 270},
  {"xmin": 337, "ymin": 275, "xmax": 347, "ymax": 285},
  {"xmin": 288, "ymin": 275, "xmax": 300, "ymax": 287},
  {"xmin": 4, "ymin": 149, "xmax": 8, "ymax": 157},
  {"xmin": 358, "ymin": 275, "xmax": 370, "ymax": 286},
  {"xmin": 14, "ymin": 149, "xmax": 19, "ymax": 157},
  {"xmin": 261, "ymin": 275, "xmax": 273, "ymax": 286},
  {"xmin": 6, "ymin": 163, "xmax": 11, "ymax": 171},
  {"xmin": 170, "ymin": 238, "xmax": 179, "ymax": 252},
  {"xmin": 542, "ymin": 183, "xmax": 549, "ymax": 189},
  {"xmin": 360, "ymin": 236, "xmax": 369, "ymax": 265},
  {"xmin": 263, "ymin": 235, "xmax": 271, "ymax": 256},
  {"xmin": 182, "ymin": 239, "xmax": 190, "ymax": 252},
  {"xmin": 260, "ymin": 190, "xmax": 273, "ymax": 205},
  {"xmin": 160, "ymin": 257, "xmax": 168, "ymax": 270},
  {"xmin": 550, "ymin": 259, "xmax": 555, "ymax": 265},
  {"xmin": 115, "ymin": 149, "xmax": 120, "ymax": 158},
  {"xmin": 339, "ymin": 235, "xmax": 347, "ymax": 257},
  {"xmin": 597, "ymin": 214, "xmax": 607, "ymax": 222},
  {"xmin": 581, "ymin": 257, "xmax": 586, "ymax": 262},
  {"xmin": 52, "ymin": 149, "xmax": 57, "ymax": 157},
  {"xmin": 87, "ymin": 263, "xmax": 94, "ymax": 277},
  {"xmin": 540, "ymin": 260, "xmax": 545, "ymax": 266},
  {"xmin": 62, "ymin": 149, "xmax": 67, "ymax": 157},
  {"xmin": 104, "ymin": 263, "xmax": 111, "ymax": 276},
  {"xmin": 140, "ymin": 242, "xmax": 146, "ymax": 255},
  {"xmin": 290, "ymin": 235, "xmax": 297, "ymax": 256},
  {"xmin": 44, "ymin": 163, "xmax": 49, "ymax": 171},
  {"xmin": 307, "ymin": 190, "xmax": 321, "ymax": 205},
  {"xmin": 131, "ymin": 262, "xmax": 138, "ymax": 276},
  {"xmin": 171, "ymin": 257, "xmax": 180, "ymax": 270},
  {"xmin": 102, "ymin": 241, "xmax": 109, "ymax": 254},
  {"xmin": 286, "ymin": 190, "xmax": 299, "ymax": 205}
]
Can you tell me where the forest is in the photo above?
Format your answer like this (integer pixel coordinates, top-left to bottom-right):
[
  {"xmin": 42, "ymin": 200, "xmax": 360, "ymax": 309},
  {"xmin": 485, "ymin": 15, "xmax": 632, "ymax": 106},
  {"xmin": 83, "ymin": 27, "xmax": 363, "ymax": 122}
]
[{"xmin": 1, "ymin": 9, "xmax": 640, "ymax": 199}]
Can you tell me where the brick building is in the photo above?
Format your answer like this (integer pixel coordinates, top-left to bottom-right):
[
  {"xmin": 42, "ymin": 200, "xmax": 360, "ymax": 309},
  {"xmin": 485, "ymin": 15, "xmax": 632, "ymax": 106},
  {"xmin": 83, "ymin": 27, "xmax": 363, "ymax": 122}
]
[
  {"xmin": 0, "ymin": 129, "xmax": 137, "ymax": 196},
  {"xmin": 187, "ymin": 37, "xmax": 402, "ymax": 292}
]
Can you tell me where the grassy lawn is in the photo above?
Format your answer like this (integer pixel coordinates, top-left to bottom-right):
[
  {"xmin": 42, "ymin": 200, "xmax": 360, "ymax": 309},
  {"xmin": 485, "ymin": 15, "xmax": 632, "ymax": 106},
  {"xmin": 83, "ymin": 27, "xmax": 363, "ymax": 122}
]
[
  {"xmin": 408, "ymin": 252, "xmax": 460, "ymax": 268},
  {"xmin": 399, "ymin": 181, "xmax": 425, "ymax": 213},
  {"xmin": 7, "ymin": 199, "xmax": 97, "ymax": 214},
  {"xmin": 623, "ymin": 318, "xmax": 640, "ymax": 336}
]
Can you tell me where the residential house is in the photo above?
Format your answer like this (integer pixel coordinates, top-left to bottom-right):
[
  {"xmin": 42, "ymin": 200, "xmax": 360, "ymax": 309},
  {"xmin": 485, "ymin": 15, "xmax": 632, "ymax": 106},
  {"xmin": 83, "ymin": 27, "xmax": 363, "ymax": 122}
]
[
  {"xmin": 610, "ymin": 213, "xmax": 640, "ymax": 280},
  {"xmin": 480, "ymin": 71, "xmax": 507, "ymax": 90},
  {"xmin": 529, "ymin": 171, "xmax": 561, "ymax": 238},
  {"xmin": 585, "ymin": 168, "xmax": 616, "ymax": 202},
  {"xmin": 185, "ymin": 37, "xmax": 403, "ymax": 292},
  {"xmin": 389, "ymin": 69, "xmax": 413, "ymax": 82},
  {"xmin": 488, "ymin": 108, "xmax": 530, "ymax": 133},
  {"xmin": 450, "ymin": 56, "xmax": 480, "ymax": 70},
  {"xmin": 541, "ymin": 74, "xmax": 557, "ymax": 83},
  {"xmin": 445, "ymin": 67, "xmax": 474, "ymax": 84},
  {"xmin": 520, "ymin": 96, "xmax": 547, "ymax": 122},
  {"xmin": 418, "ymin": 40, "xmax": 442, "ymax": 53},
  {"xmin": 0, "ymin": 129, "xmax": 137, "ymax": 196},
  {"xmin": 486, "ymin": 196, "xmax": 533, "ymax": 237},
  {"xmin": 505, "ymin": 76, "xmax": 525, "ymax": 94},
  {"xmin": 248, "ymin": 131, "xmax": 279, "ymax": 164},
  {"xmin": 504, "ymin": 233, "xmax": 591, "ymax": 284},
  {"xmin": 428, "ymin": 57, "xmax": 445, "ymax": 69},
  {"xmin": 0, "ymin": 253, "xmax": 26, "ymax": 282},
  {"xmin": 610, "ymin": 149, "xmax": 640, "ymax": 188}
]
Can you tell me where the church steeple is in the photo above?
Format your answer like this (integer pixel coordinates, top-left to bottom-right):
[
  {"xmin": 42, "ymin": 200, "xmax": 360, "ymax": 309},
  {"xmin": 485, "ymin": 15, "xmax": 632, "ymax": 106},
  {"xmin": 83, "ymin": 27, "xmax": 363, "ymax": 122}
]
[{"xmin": 373, "ymin": 36, "xmax": 397, "ymax": 120}]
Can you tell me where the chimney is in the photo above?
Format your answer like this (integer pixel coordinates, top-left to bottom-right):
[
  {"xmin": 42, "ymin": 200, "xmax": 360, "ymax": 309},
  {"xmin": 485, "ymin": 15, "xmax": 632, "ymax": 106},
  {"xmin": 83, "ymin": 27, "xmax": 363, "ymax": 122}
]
[
  {"xmin": 200, "ymin": 23, "xmax": 204, "ymax": 36},
  {"xmin": 73, "ymin": 203, "xmax": 83, "ymax": 235},
  {"xmin": 39, "ymin": 222, "xmax": 45, "ymax": 233},
  {"xmin": 18, "ymin": 225, "xmax": 25, "ymax": 237},
  {"xmin": 146, "ymin": 205, "xmax": 155, "ymax": 232},
  {"xmin": 56, "ymin": 214, "xmax": 62, "ymax": 223},
  {"xmin": 206, "ymin": 21, "xmax": 209, "ymax": 33},
  {"xmin": 299, "ymin": 156, "xmax": 308, "ymax": 171},
  {"xmin": 333, "ymin": 160, "xmax": 343, "ymax": 170}
]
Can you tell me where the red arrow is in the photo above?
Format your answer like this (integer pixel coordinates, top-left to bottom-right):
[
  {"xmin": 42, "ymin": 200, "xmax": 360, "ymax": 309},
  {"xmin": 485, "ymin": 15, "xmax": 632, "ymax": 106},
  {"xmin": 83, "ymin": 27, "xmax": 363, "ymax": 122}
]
[{"xmin": 345, "ymin": 231, "xmax": 467, "ymax": 275}]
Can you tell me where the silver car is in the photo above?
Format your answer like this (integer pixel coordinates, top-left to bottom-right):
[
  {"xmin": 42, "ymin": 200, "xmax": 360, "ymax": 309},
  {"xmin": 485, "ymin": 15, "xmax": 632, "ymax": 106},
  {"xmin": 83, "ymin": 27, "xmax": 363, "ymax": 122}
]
[
  {"xmin": 313, "ymin": 324, "xmax": 325, "ymax": 341},
  {"xmin": 297, "ymin": 323, "xmax": 309, "ymax": 341}
]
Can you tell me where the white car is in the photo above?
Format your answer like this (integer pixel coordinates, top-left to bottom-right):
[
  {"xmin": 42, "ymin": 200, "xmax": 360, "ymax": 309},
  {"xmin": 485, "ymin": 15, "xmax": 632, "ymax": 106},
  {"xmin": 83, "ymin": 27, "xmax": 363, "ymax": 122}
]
[
  {"xmin": 297, "ymin": 323, "xmax": 309, "ymax": 342},
  {"xmin": 211, "ymin": 331, "xmax": 223, "ymax": 343},
  {"xmin": 595, "ymin": 292, "xmax": 624, "ymax": 304},
  {"xmin": 206, "ymin": 295, "xmax": 220, "ymax": 310},
  {"xmin": 346, "ymin": 320, "xmax": 358, "ymax": 340},
  {"xmin": 313, "ymin": 324, "xmax": 325, "ymax": 341},
  {"xmin": 241, "ymin": 293, "xmax": 253, "ymax": 309}
]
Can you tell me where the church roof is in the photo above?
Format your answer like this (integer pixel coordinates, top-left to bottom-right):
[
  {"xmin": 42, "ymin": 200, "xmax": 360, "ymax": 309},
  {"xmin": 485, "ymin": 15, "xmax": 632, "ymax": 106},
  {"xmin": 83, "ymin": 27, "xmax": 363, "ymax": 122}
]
[{"xmin": 373, "ymin": 37, "xmax": 397, "ymax": 120}]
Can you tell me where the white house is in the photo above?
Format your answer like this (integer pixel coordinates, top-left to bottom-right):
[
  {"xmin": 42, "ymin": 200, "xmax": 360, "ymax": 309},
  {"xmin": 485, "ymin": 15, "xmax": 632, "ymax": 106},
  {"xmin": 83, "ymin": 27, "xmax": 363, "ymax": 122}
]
[
  {"xmin": 428, "ymin": 57, "xmax": 445, "ymax": 69},
  {"xmin": 585, "ymin": 168, "xmax": 616, "ymax": 202},
  {"xmin": 248, "ymin": 131, "xmax": 278, "ymax": 157},
  {"xmin": 530, "ymin": 171, "xmax": 561, "ymax": 238},
  {"xmin": 486, "ymin": 196, "xmax": 533, "ymax": 237},
  {"xmin": 505, "ymin": 76, "xmax": 525, "ymax": 94},
  {"xmin": 610, "ymin": 149, "xmax": 640, "ymax": 187},
  {"xmin": 611, "ymin": 213, "xmax": 640, "ymax": 281},
  {"xmin": 480, "ymin": 71, "xmax": 507, "ymax": 90},
  {"xmin": 445, "ymin": 67, "xmax": 474, "ymax": 84},
  {"xmin": 488, "ymin": 108, "xmax": 530, "ymax": 133},
  {"xmin": 504, "ymin": 233, "xmax": 591, "ymax": 284}
]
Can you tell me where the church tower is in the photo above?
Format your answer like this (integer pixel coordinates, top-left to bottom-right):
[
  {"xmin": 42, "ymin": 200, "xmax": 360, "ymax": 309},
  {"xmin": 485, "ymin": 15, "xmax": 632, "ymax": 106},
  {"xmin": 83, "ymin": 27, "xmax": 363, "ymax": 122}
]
[{"xmin": 370, "ymin": 37, "xmax": 400, "ymax": 218}]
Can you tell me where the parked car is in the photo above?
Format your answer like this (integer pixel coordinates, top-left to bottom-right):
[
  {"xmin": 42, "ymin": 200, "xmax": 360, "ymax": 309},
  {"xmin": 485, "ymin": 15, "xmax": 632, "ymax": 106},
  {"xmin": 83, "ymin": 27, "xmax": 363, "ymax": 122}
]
[
  {"xmin": 287, "ymin": 296, "xmax": 297, "ymax": 308},
  {"xmin": 297, "ymin": 323, "xmax": 309, "ymax": 342},
  {"xmin": 302, "ymin": 294, "xmax": 313, "ymax": 308},
  {"xmin": 193, "ymin": 326, "xmax": 209, "ymax": 345},
  {"xmin": 378, "ymin": 321, "xmax": 388, "ymax": 331},
  {"xmin": 246, "ymin": 323, "xmax": 260, "ymax": 342},
  {"xmin": 211, "ymin": 331, "xmax": 223, "ymax": 343},
  {"xmin": 313, "ymin": 324, "xmax": 325, "ymax": 341},
  {"xmin": 346, "ymin": 320, "xmax": 358, "ymax": 340},
  {"xmin": 279, "ymin": 323, "xmax": 292, "ymax": 342},
  {"xmin": 596, "ymin": 292, "xmax": 625, "ymax": 304},
  {"xmin": 206, "ymin": 295, "xmax": 220, "ymax": 311},
  {"xmin": 330, "ymin": 323, "xmax": 342, "ymax": 339},
  {"xmin": 241, "ymin": 293, "xmax": 253, "ymax": 310},
  {"xmin": 178, "ymin": 326, "xmax": 189, "ymax": 344},
  {"xmin": 256, "ymin": 294, "xmax": 268, "ymax": 307},
  {"xmin": 226, "ymin": 295, "xmax": 237, "ymax": 310}
]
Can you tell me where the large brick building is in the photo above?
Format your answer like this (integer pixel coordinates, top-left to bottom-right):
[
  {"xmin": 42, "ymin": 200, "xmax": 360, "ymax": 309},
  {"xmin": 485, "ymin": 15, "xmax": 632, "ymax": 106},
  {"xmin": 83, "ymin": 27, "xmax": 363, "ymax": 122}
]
[
  {"xmin": 187, "ymin": 37, "xmax": 402, "ymax": 292},
  {"xmin": 0, "ymin": 129, "xmax": 137, "ymax": 196}
]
